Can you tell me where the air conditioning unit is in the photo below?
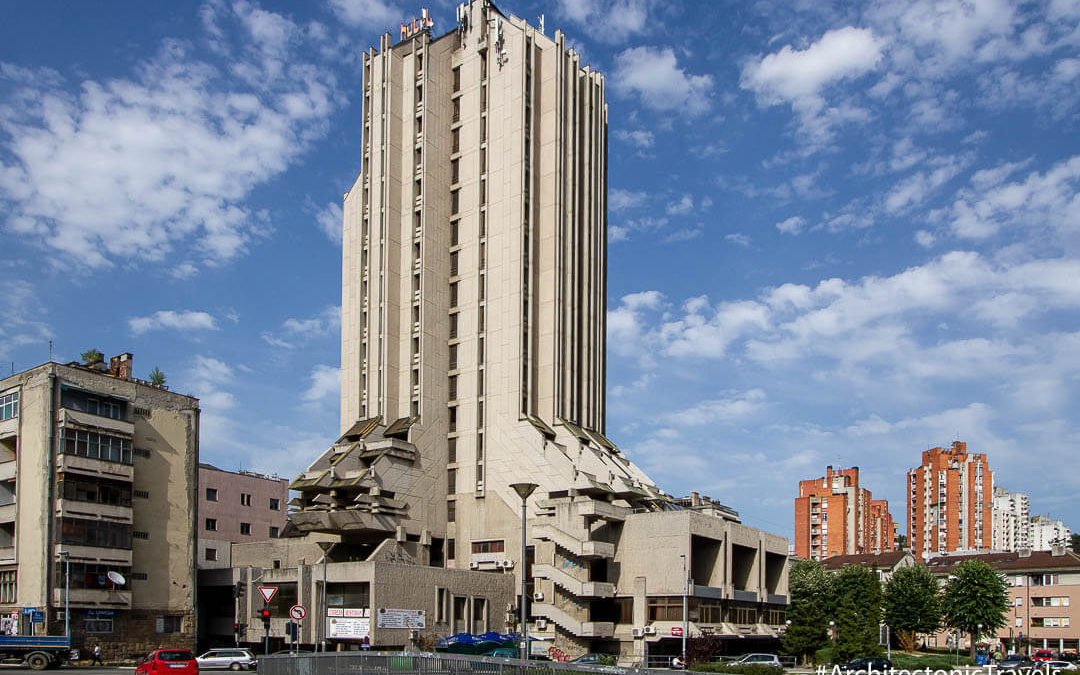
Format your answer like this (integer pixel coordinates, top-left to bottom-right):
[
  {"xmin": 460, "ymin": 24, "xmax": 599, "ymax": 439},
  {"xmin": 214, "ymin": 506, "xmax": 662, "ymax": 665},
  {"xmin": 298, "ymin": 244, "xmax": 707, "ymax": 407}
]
[
  {"xmin": 643, "ymin": 625, "xmax": 656, "ymax": 635},
  {"xmin": 469, "ymin": 561, "xmax": 480, "ymax": 570},
  {"xmin": 535, "ymin": 619, "xmax": 548, "ymax": 630},
  {"xmin": 533, "ymin": 592, "xmax": 544, "ymax": 602},
  {"xmin": 500, "ymin": 559, "xmax": 514, "ymax": 569}
]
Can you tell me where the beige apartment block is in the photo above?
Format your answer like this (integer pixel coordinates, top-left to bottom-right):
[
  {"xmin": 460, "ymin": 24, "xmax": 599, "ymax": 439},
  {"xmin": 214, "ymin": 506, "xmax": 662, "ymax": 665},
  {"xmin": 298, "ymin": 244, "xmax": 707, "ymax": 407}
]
[
  {"xmin": 270, "ymin": 0, "xmax": 789, "ymax": 661},
  {"xmin": 198, "ymin": 464, "xmax": 288, "ymax": 569},
  {"xmin": 924, "ymin": 547, "xmax": 1080, "ymax": 655},
  {"xmin": 0, "ymin": 355, "xmax": 198, "ymax": 656}
]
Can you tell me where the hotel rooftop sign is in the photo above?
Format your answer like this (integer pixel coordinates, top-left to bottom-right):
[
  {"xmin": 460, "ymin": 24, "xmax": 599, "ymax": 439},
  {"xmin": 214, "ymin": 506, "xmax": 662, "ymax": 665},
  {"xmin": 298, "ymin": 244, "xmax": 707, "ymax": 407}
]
[{"xmin": 401, "ymin": 9, "xmax": 433, "ymax": 41}]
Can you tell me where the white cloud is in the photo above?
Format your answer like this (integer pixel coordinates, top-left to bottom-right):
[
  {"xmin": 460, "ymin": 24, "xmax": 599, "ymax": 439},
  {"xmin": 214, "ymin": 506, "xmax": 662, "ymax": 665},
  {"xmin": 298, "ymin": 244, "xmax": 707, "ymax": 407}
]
[
  {"xmin": 742, "ymin": 27, "xmax": 885, "ymax": 109},
  {"xmin": 725, "ymin": 233, "xmax": 751, "ymax": 247},
  {"xmin": 611, "ymin": 46, "xmax": 714, "ymax": 115},
  {"xmin": 0, "ymin": 280, "xmax": 51, "ymax": 360},
  {"xmin": 659, "ymin": 297, "xmax": 771, "ymax": 358},
  {"xmin": 0, "ymin": 4, "xmax": 342, "ymax": 270},
  {"xmin": 948, "ymin": 154, "xmax": 1080, "ymax": 241},
  {"xmin": 666, "ymin": 194, "xmax": 693, "ymax": 216},
  {"xmin": 327, "ymin": 0, "xmax": 400, "ymax": 29},
  {"xmin": 666, "ymin": 389, "xmax": 767, "ymax": 426},
  {"xmin": 128, "ymin": 310, "xmax": 218, "ymax": 335},
  {"xmin": 609, "ymin": 189, "xmax": 647, "ymax": 211},
  {"xmin": 776, "ymin": 216, "xmax": 806, "ymax": 235},
  {"xmin": 183, "ymin": 355, "xmax": 237, "ymax": 411},
  {"xmin": 615, "ymin": 129, "xmax": 655, "ymax": 148},
  {"xmin": 915, "ymin": 230, "xmax": 936, "ymax": 247},
  {"xmin": 557, "ymin": 0, "xmax": 654, "ymax": 43},
  {"xmin": 315, "ymin": 201, "xmax": 343, "ymax": 245},
  {"xmin": 303, "ymin": 364, "xmax": 340, "ymax": 404},
  {"xmin": 262, "ymin": 306, "xmax": 341, "ymax": 349}
]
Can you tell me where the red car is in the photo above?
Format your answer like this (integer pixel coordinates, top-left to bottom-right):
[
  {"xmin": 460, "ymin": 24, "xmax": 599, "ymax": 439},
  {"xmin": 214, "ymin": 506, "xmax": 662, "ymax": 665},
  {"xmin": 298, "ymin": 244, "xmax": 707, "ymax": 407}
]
[
  {"xmin": 136, "ymin": 649, "xmax": 199, "ymax": 675},
  {"xmin": 1034, "ymin": 651, "xmax": 1056, "ymax": 662}
]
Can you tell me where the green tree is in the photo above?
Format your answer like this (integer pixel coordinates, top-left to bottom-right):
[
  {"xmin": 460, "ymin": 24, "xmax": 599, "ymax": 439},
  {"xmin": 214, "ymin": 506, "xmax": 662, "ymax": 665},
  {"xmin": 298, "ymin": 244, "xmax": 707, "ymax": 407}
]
[
  {"xmin": 832, "ymin": 565, "xmax": 883, "ymax": 663},
  {"xmin": 783, "ymin": 559, "xmax": 833, "ymax": 665},
  {"xmin": 896, "ymin": 535, "xmax": 908, "ymax": 550},
  {"xmin": 883, "ymin": 564, "xmax": 941, "ymax": 651},
  {"xmin": 81, "ymin": 348, "xmax": 104, "ymax": 366},
  {"xmin": 1071, "ymin": 533, "xmax": 1080, "ymax": 556},
  {"xmin": 148, "ymin": 367, "xmax": 167, "ymax": 386},
  {"xmin": 941, "ymin": 560, "xmax": 1009, "ymax": 658}
]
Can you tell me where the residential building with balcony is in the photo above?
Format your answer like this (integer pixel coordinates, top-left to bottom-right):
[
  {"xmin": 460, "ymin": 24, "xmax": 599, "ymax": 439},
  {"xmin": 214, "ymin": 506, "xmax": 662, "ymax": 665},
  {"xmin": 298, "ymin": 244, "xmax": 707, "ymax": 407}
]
[
  {"xmin": 217, "ymin": 0, "xmax": 789, "ymax": 662},
  {"xmin": 907, "ymin": 441, "xmax": 993, "ymax": 562},
  {"xmin": 198, "ymin": 464, "xmax": 288, "ymax": 569},
  {"xmin": 0, "ymin": 354, "xmax": 198, "ymax": 655},
  {"xmin": 924, "ymin": 546, "xmax": 1080, "ymax": 655},
  {"xmin": 1032, "ymin": 516, "xmax": 1072, "ymax": 552},
  {"xmin": 794, "ymin": 466, "xmax": 896, "ymax": 561},
  {"xmin": 993, "ymin": 487, "xmax": 1032, "ymax": 553}
]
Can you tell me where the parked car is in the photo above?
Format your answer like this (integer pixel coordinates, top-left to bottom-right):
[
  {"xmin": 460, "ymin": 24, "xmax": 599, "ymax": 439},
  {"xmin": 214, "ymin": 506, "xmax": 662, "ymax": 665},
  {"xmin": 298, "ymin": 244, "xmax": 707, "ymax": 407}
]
[
  {"xmin": 1045, "ymin": 661, "xmax": 1078, "ymax": 671},
  {"xmin": 572, "ymin": 654, "xmax": 612, "ymax": 665},
  {"xmin": 1035, "ymin": 651, "xmax": 1057, "ymax": 662},
  {"xmin": 734, "ymin": 654, "xmax": 782, "ymax": 667},
  {"xmin": 197, "ymin": 648, "xmax": 257, "ymax": 671},
  {"xmin": 999, "ymin": 655, "xmax": 1037, "ymax": 672},
  {"xmin": 837, "ymin": 657, "xmax": 893, "ymax": 673},
  {"xmin": 136, "ymin": 649, "xmax": 198, "ymax": 675}
]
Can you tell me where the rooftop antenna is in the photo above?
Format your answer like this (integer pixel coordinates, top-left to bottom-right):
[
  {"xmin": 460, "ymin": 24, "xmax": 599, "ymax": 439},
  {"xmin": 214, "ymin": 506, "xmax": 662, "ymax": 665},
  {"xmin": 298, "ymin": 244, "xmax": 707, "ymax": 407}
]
[
  {"xmin": 49, "ymin": 340, "xmax": 53, "ymax": 362},
  {"xmin": 538, "ymin": 14, "xmax": 544, "ymax": 34}
]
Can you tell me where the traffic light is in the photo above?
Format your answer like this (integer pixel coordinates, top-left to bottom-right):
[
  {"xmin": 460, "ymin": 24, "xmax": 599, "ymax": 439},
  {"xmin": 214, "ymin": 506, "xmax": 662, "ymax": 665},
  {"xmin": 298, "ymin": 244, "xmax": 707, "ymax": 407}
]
[
  {"xmin": 233, "ymin": 623, "xmax": 246, "ymax": 633},
  {"xmin": 260, "ymin": 608, "xmax": 271, "ymax": 628}
]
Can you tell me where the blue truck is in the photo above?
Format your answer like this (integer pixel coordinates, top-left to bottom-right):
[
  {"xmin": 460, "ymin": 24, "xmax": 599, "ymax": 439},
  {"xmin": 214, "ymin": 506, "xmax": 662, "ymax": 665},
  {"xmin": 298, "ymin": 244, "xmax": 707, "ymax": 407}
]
[{"xmin": 0, "ymin": 635, "xmax": 73, "ymax": 669}]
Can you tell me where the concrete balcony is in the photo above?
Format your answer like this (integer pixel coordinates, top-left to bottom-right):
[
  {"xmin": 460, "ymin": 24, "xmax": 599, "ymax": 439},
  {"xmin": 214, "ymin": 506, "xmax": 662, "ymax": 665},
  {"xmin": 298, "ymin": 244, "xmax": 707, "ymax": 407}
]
[
  {"xmin": 0, "ymin": 547, "xmax": 14, "ymax": 563},
  {"xmin": 56, "ymin": 499, "xmax": 133, "ymax": 524},
  {"xmin": 55, "ymin": 454, "xmax": 133, "ymax": 481},
  {"xmin": 59, "ymin": 409, "xmax": 134, "ymax": 436},
  {"xmin": 0, "ymin": 503, "xmax": 14, "ymax": 523},
  {"xmin": 0, "ymin": 461, "xmax": 15, "ymax": 482},
  {"xmin": 531, "ymin": 603, "xmax": 613, "ymax": 638},
  {"xmin": 733, "ymin": 589, "xmax": 759, "ymax": 603},
  {"xmin": 532, "ymin": 524, "xmax": 614, "ymax": 559},
  {"xmin": 53, "ymin": 587, "xmax": 132, "ymax": 609},
  {"xmin": 54, "ymin": 544, "xmax": 132, "ymax": 566},
  {"xmin": 532, "ymin": 564, "xmax": 614, "ymax": 598},
  {"xmin": 576, "ymin": 500, "xmax": 627, "ymax": 522},
  {"xmin": 0, "ymin": 418, "xmax": 16, "ymax": 439}
]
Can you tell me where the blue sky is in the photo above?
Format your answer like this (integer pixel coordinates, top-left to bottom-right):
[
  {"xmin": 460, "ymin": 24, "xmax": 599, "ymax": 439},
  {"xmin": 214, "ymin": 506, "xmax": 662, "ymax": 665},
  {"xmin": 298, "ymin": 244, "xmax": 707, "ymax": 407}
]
[{"xmin": 2, "ymin": 0, "xmax": 1079, "ymax": 541}]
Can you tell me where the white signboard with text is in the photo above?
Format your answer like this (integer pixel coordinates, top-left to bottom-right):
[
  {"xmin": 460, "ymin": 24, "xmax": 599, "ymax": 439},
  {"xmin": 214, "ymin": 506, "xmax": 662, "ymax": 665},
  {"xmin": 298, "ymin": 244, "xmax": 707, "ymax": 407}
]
[
  {"xmin": 376, "ymin": 608, "xmax": 426, "ymax": 629},
  {"xmin": 326, "ymin": 608, "xmax": 370, "ymax": 639}
]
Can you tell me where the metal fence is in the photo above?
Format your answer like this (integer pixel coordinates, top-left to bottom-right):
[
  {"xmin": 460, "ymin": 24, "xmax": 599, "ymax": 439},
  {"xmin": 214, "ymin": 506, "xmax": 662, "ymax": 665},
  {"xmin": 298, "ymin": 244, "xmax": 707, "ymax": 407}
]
[{"xmin": 258, "ymin": 651, "xmax": 673, "ymax": 675}]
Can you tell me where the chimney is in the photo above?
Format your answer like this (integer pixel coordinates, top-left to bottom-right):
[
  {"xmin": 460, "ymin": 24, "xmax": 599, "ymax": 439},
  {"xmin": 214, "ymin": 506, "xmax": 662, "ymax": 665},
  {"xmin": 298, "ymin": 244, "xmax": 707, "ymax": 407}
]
[
  {"xmin": 1051, "ymin": 542, "xmax": 1067, "ymax": 557},
  {"xmin": 109, "ymin": 353, "xmax": 133, "ymax": 379},
  {"xmin": 691, "ymin": 492, "xmax": 701, "ymax": 507},
  {"xmin": 1019, "ymin": 547, "xmax": 1032, "ymax": 558}
]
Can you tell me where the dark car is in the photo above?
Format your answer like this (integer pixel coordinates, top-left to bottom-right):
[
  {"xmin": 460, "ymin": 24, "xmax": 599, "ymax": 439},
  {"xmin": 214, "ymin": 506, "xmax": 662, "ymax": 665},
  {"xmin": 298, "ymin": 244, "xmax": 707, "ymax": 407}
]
[
  {"xmin": 999, "ymin": 655, "xmax": 1037, "ymax": 672},
  {"xmin": 838, "ymin": 658, "xmax": 893, "ymax": 673},
  {"xmin": 136, "ymin": 649, "xmax": 198, "ymax": 675}
]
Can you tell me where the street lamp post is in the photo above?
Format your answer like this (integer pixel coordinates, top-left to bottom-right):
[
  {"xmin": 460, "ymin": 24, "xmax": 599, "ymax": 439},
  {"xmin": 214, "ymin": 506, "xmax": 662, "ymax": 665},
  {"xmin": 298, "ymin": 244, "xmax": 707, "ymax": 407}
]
[
  {"xmin": 680, "ymin": 554, "xmax": 688, "ymax": 664},
  {"xmin": 316, "ymin": 542, "xmax": 335, "ymax": 653},
  {"xmin": 510, "ymin": 483, "xmax": 538, "ymax": 663},
  {"xmin": 57, "ymin": 551, "xmax": 70, "ymax": 641}
]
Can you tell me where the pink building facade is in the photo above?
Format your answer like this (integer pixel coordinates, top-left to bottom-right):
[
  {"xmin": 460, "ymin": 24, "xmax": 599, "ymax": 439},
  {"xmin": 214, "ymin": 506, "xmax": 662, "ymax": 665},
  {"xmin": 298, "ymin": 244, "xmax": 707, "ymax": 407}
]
[{"xmin": 198, "ymin": 464, "xmax": 289, "ymax": 568}]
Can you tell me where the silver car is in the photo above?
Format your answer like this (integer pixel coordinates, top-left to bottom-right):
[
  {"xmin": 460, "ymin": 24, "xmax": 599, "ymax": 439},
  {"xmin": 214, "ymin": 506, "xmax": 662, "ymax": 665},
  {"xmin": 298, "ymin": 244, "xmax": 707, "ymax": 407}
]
[{"xmin": 196, "ymin": 649, "xmax": 258, "ymax": 671}]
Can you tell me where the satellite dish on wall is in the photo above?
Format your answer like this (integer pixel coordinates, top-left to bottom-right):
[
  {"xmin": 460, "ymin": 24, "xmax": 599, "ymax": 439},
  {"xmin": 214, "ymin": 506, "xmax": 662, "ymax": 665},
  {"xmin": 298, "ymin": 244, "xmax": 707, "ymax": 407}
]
[{"xmin": 107, "ymin": 571, "xmax": 126, "ymax": 586}]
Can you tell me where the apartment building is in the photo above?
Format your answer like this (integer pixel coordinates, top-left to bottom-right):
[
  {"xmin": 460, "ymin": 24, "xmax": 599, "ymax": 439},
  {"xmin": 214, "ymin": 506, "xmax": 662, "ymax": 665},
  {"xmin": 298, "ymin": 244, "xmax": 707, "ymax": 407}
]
[
  {"xmin": 993, "ymin": 487, "xmax": 1032, "ymax": 552},
  {"xmin": 1032, "ymin": 516, "xmax": 1072, "ymax": 552},
  {"xmin": 794, "ymin": 466, "xmax": 896, "ymax": 561},
  {"xmin": 907, "ymin": 441, "xmax": 993, "ymax": 562},
  {"xmin": 821, "ymin": 550, "xmax": 914, "ymax": 582},
  {"xmin": 198, "ymin": 464, "xmax": 288, "ymax": 569},
  {"xmin": 253, "ymin": 0, "xmax": 789, "ymax": 661},
  {"xmin": 0, "ymin": 354, "xmax": 198, "ymax": 655},
  {"xmin": 925, "ymin": 546, "xmax": 1080, "ymax": 655}
]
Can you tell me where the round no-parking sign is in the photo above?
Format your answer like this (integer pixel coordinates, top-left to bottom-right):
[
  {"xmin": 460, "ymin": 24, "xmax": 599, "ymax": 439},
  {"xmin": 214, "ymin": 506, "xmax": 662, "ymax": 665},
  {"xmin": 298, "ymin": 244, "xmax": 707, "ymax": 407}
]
[{"xmin": 290, "ymin": 605, "xmax": 307, "ymax": 620}]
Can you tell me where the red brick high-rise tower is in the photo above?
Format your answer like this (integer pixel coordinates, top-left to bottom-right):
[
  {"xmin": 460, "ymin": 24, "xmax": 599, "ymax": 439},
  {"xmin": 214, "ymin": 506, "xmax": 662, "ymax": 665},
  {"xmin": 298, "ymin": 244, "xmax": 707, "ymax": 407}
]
[
  {"xmin": 907, "ymin": 441, "xmax": 993, "ymax": 562},
  {"xmin": 795, "ymin": 466, "xmax": 896, "ymax": 561}
]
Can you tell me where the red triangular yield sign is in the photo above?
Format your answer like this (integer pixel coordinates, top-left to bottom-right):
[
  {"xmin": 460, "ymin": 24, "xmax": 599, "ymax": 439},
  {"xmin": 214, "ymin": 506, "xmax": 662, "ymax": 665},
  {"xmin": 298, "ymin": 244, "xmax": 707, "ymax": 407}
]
[{"xmin": 258, "ymin": 586, "xmax": 278, "ymax": 603}]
